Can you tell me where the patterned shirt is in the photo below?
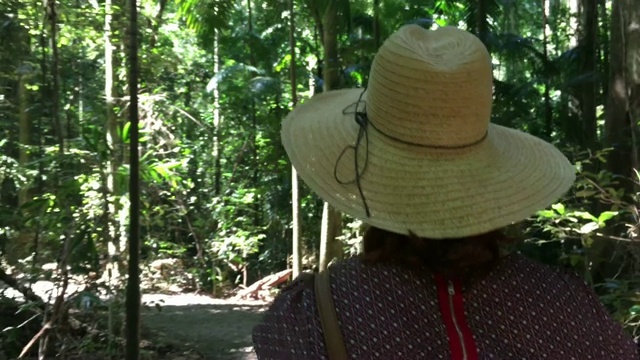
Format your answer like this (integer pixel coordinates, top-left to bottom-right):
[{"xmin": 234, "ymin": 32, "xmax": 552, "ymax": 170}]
[{"xmin": 253, "ymin": 254, "xmax": 637, "ymax": 359}]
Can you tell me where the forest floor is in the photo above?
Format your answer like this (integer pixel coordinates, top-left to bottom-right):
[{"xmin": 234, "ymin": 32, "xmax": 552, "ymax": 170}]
[
  {"xmin": 1, "ymin": 277, "xmax": 270, "ymax": 359},
  {"xmin": 141, "ymin": 293, "xmax": 268, "ymax": 360}
]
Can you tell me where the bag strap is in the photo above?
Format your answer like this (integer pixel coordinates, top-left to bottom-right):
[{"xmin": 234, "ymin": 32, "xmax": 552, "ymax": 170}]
[{"xmin": 314, "ymin": 270, "xmax": 348, "ymax": 360}]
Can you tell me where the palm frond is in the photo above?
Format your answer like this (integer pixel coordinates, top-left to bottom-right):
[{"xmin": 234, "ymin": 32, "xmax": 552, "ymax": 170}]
[
  {"xmin": 206, "ymin": 63, "xmax": 264, "ymax": 93},
  {"xmin": 463, "ymin": 0, "xmax": 502, "ymax": 41},
  {"xmin": 248, "ymin": 76, "xmax": 280, "ymax": 94},
  {"xmin": 175, "ymin": 0, "xmax": 235, "ymax": 40}
]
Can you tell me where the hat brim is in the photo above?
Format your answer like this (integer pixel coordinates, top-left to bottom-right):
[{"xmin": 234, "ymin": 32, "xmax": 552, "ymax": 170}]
[{"xmin": 282, "ymin": 89, "xmax": 576, "ymax": 239}]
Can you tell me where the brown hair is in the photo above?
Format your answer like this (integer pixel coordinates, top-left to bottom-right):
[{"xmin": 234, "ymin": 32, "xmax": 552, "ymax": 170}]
[{"xmin": 360, "ymin": 226, "xmax": 514, "ymax": 279}]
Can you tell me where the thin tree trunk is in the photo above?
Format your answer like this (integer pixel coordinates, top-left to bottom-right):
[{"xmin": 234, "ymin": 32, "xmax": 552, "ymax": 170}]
[
  {"xmin": 103, "ymin": 7, "xmax": 125, "ymax": 352},
  {"xmin": 117, "ymin": 0, "xmax": 128, "ymax": 166},
  {"xmin": 322, "ymin": 0, "xmax": 340, "ymax": 92},
  {"xmin": 33, "ymin": 0, "xmax": 50, "ymax": 272},
  {"xmin": 290, "ymin": 0, "xmax": 302, "ymax": 279},
  {"xmin": 211, "ymin": 59, "xmax": 222, "ymax": 294},
  {"xmin": 148, "ymin": 0, "xmax": 167, "ymax": 48},
  {"xmin": 47, "ymin": 0, "xmax": 63, "ymax": 154},
  {"xmin": 125, "ymin": 0, "xmax": 141, "ymax": 357},
  {"xmin": 319, "ymin": 202, "xmax": 342, "ymax": 271},
  {"xmin": 318, "ymin": 0, "xmax": 343, "ymax": 271},
  {"xmin": 245, "ymin": 0, "xmax": 258, "ymax": 288},
  {"xmin": 17, "ymin": 44, "xmax": 37, "ymax": 281},
  {"xmin": 598, "ymin": 0, "xmax": 609, "ymax": 100},
  {"xmin": 373, "ymin": 0, "xmax": 380, "ymax": 49},
  {"xmin": 476, "ymin": 0, "xmax": 488, "ymax": 45},
  {"xmin": 307, "ymin": 0, "xmax": 325, "ymax": 46},
  {"xmin": 542, "ymin": 0, "xmax": 553, "ymax": 139},
  {"xmin": 18, "ymin": 72, "xmax": 31, "ymax": 206},
  {"xmin": 104, "ymin": 0, "xmax": 122, "ymax": 286},
  {"xmin": 18, "ymin": 58, "xmax": 36, "ymax": 278},
  {"xmin": 213, "ymin": 31, "xmax": 222, "ymax": 197},
  {"xmin": 559, "ymin": 0, "xmax": 582, "ymax": 145},
  {"xmin": 568, "ymin": 0, "xmax": 579, "ymax": 48},
  {"xmin": 104, "ymin": 0, "xmax": 124, "ymax": 352},
  {"xmin": 37, "ymin": 2, "xmax": 47, "ymax": 196},
  {"xmin": 579, "ymin": 0, "xmax": 598, "ymax": 149},
  {"xmin": 504, "ymin": 0, "xmax": 519, "ymax": 79},
  {"xmin": 39, "ymin": 0, "xmax": 63, "ymax": 356}
]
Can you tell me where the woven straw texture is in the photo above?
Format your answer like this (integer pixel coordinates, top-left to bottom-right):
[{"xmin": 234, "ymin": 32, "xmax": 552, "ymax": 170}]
[{"xmin": 281, "ymin": 25, "xmax": 576, "ymax": 239}]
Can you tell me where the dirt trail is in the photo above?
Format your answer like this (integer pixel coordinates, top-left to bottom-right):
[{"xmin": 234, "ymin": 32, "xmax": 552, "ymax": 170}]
[
  {"xmin": 2, "ymin": 282, "xmax": 268, "ymax": 360},
  {"xmin": 141, "ymin": 294, "xmax": 268, "ymax": 360}
]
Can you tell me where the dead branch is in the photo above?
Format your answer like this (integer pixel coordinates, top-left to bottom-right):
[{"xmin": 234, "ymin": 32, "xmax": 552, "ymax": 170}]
[
  {"xmin": 19, "ymin": 265, "xmax": 71, "ymax": 358},
  {"xmin": 19, "ymin": 319, "xmax": 53, "ymax": 358},
  {"xmin": 0, "ymin": 267, "xmax": 46, "ymax": 309},
  {"xmin": 233, "ymin": 269, "xmax": 292, "ymax": 300}
]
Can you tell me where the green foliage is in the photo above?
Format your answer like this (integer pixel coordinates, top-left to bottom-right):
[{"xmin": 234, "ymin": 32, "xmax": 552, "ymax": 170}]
[
  {"xmin": 0, "ymin": 0, "xmax": 639, "ymax": 355},
  {"xmin": 527, "ymin": 150, "xmax": 639, "ymax": 338}
]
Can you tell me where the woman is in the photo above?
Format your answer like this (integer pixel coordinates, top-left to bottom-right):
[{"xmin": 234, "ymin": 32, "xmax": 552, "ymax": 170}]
[{"xmin": 252, "ymin": 25, "xmax": 638, "ymax": 359}]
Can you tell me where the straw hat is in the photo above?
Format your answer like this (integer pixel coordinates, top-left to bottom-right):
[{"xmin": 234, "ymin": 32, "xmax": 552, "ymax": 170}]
[{"xmin": 281, "ymin": 25, "xmax": 575, "ymax": 239}]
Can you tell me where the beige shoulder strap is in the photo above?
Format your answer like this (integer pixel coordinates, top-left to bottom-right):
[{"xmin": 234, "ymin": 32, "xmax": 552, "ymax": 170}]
[{"xmin": 314, "ymin": 271, "xmax": 348, "ymax": 360}]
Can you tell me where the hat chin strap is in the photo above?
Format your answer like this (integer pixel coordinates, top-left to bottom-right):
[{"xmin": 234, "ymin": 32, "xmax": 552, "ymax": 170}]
[
  {"xmin": 334, "ymin": 89, "xmax": 371, "ymax": 217},
  {"xmin": 334, "ymin": 88, "xmax": 489, "ymax": 219}
]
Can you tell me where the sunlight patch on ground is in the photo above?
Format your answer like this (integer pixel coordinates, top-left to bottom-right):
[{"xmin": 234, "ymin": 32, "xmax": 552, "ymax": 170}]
[
  {"xmin": 2, "ymin": 279, "xmax": 271, "ymax": 309},
  {"xmin": 141, "ymin": 293, "xmax": 269, "ymax": 307}
]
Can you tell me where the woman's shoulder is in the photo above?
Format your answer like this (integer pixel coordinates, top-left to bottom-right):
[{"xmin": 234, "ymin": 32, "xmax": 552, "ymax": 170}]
[
  {"xmin": 499, "ymin": 253, "xmax": 598, "ymax": 291},
  {"xmin": 483, "ymin": 253, "xmax": 638, "ymax": 358},
  {"xmin": 252, "ymin": 271, "xmax": 326, "ymax": 359},
  {"xmin": 481, "ymin": 253, "xmax": 608, "ymax": 306}
]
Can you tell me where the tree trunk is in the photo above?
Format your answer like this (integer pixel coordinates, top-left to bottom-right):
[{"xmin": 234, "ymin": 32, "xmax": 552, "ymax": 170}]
[
  {"xmin": 116, "ymin": 0, "xmax": 128, "ymax": 165},
  {"xmin": 605, "ymin": 0, "xmax": 631, "ymax": 184},
  {"xmin": 18, "ymin": 71, "xmax": 32, "ymax": 206},
  {"xmin": 210, "ymin": 31, "xmax": 222, "ymax": 297},
  {"xmin": 322, "ymin": 1, "xmax": 340, "ymax": 93},
  {"xmin": 317, "ymin": 0, "xmax": 343, "ymax": 272},
  {"xmin": 290, "ymin": 0, "xmax": 302, "ymax": 279},
  {"xmin": 104, "ymin": 0, "xmax": 124, "ymax": 352},
  {"xmin": 568, "ymin": 0, "xmax": 579, "ymax": 48},
  {"xmin": 603, "ymin": 0, "xmax": 640, "ymax": 176},
  {"xmin": 244, "ymin": 0, "xmax": 258, "ymax": 288},
  {"xmin": 625, "ymin": 0, "xmax": 640, "ymax": 176},
  {"xmin": 125, "ymin": 0, "xmax": 141, "ymax": 357},
  {"xmin": 372, "ymin": 0, "xmax": 380, "ymax": 49},
  {"xmin": 560, "ymin": 0, "xmax": 582, "ymax": 146},
  {"xmin": 104, "ymin": 0, "xmax": 125, "ymax": 287},
  {"xmin": 597, "ymin": 0, "xmax": 609, "ymax": 100},
  {"xmin": 148, "ymin": 0, "xmax": 167, "ymax": 48},
  {"xmin": 503, "ymin": 0, "xmax": 519, "ymax": 79},
  {"xmin": 39, "ymin": 0, "xmax": 65, "ymax": 355},
  {"xmin": 213, "ymin": 31, "xmax": 222, "ymax": 197},
  {"xmin": 578, "ymin": 0, "xmax": 598, "ymax": 149},
  {"xmin": 47, "ymin": 0, "xmax": 63, "ymax": 155},
  {"xmin": 319, "ymin": 202, "xmax": 342, "ymax": 271},
  {"xmin": 597, "ymin": 0, "xmax": 640, "ymax": 282},
  {"xmin": 542, "ymin": 0, "xmax": 553, "ymax": 139},
  {"xmin": 476, "ymin": 0, "xmax": 488, "ymax": 45}
]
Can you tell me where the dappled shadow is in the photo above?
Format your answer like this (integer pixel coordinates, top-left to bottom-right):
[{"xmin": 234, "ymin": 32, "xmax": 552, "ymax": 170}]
[{"xmin": 142, "ymin": 299, "xmax": 268, "ymax": 360}]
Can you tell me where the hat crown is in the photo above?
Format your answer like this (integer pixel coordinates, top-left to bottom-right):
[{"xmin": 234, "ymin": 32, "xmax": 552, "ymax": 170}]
[{"xmin": 367, "ymin": 25, "xmax": 493, "ymax": 148}]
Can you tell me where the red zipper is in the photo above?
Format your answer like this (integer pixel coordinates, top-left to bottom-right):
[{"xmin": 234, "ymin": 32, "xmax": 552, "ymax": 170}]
[{"xmin": 435, "ymin": 274, "xmax": 479, "ymax": 360}]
